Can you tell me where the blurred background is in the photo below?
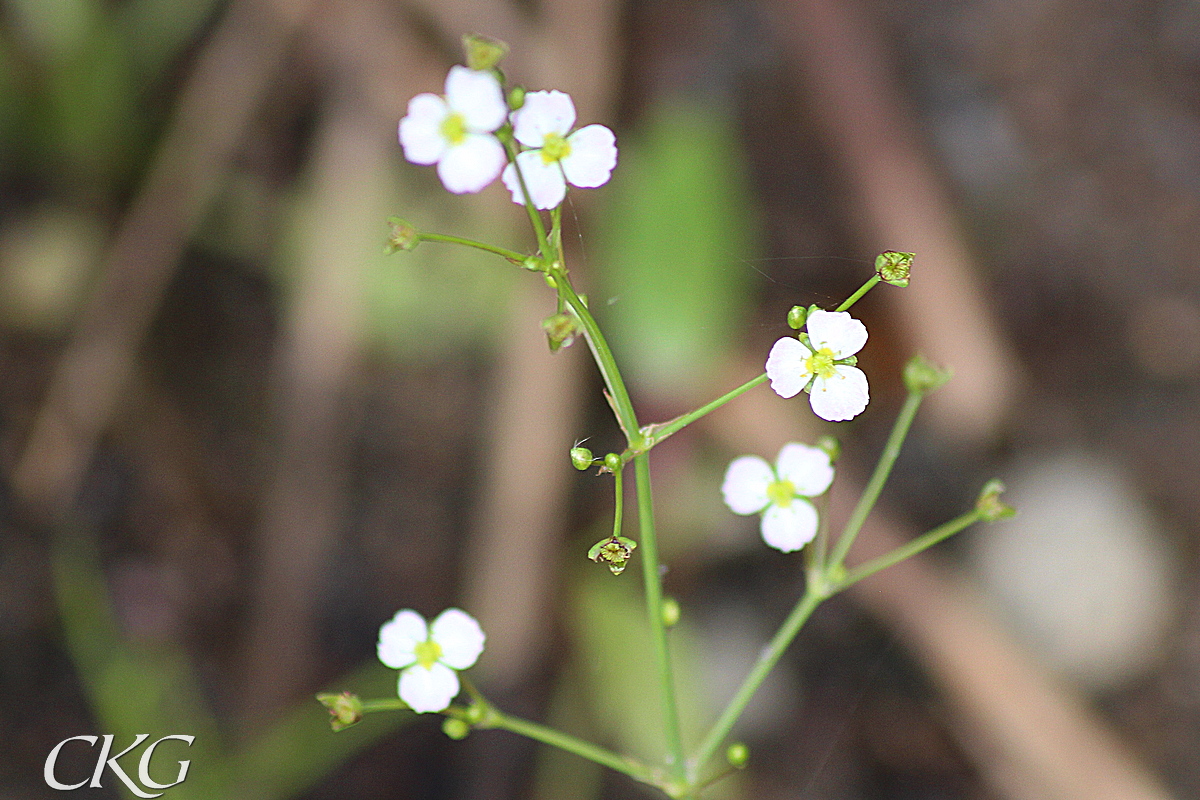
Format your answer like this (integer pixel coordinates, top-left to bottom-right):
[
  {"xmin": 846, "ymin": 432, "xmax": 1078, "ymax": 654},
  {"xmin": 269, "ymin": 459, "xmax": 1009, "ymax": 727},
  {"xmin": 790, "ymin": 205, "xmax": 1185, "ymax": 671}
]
[{"xmin": 2, "ymin": 0, "xmax": 1199, "ymax": 798}]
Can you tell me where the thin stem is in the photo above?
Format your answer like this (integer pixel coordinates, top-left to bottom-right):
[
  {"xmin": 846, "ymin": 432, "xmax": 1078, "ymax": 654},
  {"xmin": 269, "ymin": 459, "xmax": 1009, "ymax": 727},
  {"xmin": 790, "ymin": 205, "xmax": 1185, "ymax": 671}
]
[
  {"xmin": 414, "ymin": 231, "xmax": 529, "ymax": 263},
  {"xmin": 634, "ymin": 454, "xmax": 686, "ymax": 780},
  {"xmin": 691, "ymin": 588, "xmax": 823, "ymax": 777},
  {"xmin": 827, "ymin": 390, "xmax": 923, "ymax": 570},
  {"xmin": 505, "ymin": 140, "xmax": 552, "ymax": 256},
  {"xmin": 482, "ymin": 709, "xmax": 660, "ymax": 787},
  {"xmin": 359, "ymin": 698, "xmax": 407, "ymax": 713},
  {"xmin": 627, "ymin": 373, "xmax": 769, "ymax": 461},
  {"xmin": 835, "ymin": 510, "xmax": 981, "ymax": 592},
  {"xmin": 835, "ymin": 274, "xmax": 881, "ymax": 312},
  {"xmin": 612, "ymin": 466, "xmax": 624, "ymax": 539}
]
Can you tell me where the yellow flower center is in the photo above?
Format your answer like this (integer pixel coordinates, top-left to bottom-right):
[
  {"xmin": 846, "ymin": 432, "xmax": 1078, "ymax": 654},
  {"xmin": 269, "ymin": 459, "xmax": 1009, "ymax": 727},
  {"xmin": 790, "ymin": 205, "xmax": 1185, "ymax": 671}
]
[
  {"xmin": 766, "ymin": 479, "xmax": 795, "ymax": 508},
  {"xmin": 540, "ymin": 132, "xmax": 571, "ymax": 164},
  {"xmin": 440, "ymin": 113, "xmax": 467, "ymax": 145},
  {"xmin": 805, "ymin": 347, "xmax": 837, "ymax": 379},
  {"xmin": 414, "ymin": 639, "xmax": 443, "ymax": 669}
]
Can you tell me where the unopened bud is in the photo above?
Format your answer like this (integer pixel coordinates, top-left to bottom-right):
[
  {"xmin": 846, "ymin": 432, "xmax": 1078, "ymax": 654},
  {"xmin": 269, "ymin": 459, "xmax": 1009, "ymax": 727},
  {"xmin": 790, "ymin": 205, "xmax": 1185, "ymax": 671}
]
[
  {"xmin": 385, "ymin": 218, "xmax": 419, "ymax": 253},
  {"xmin": 508, "ymin": 86, "xmax": 526, "ymax": 111},
  {"xmin": 316, "ymin": 692, "xmax": 363, "ymax": 731},
  {"xmin": 902, "ymin": 353, "xmax": 951, "ymax": 395},
  {"xmin": 463, "ymin": 34, "xmax": 508, "ymax": 71},
  {"xmin": 787, "ymin": 305, "xmax": 807, "ymax": 330},
  {"xmin": 976, "ymin": 479, "xmax": 1015, "ymax": 521},
  {"xmin": 442, "ymin": 718, "xmax": 471, "ymax": 740},
  {"xmin": 875, "ymin": 251, "xmax": 913, "ymax": 287},
  {"xmin": 603, "ymin": 452, "xmax": 622, "ymax": 473},
  {"xmin": 570, "ymin": 446, "xmax": 595, "ymax": 471},
  {"xmin": 661, "ymin": 597, "xmax": 681, "ymax": 627},
  {"xmin": 814, "ymin": 435, "xmax": 841, "ymax": 463},
  {"xmin": 726, "ymin": 743, "xmax": 750, "ymax": 768}
]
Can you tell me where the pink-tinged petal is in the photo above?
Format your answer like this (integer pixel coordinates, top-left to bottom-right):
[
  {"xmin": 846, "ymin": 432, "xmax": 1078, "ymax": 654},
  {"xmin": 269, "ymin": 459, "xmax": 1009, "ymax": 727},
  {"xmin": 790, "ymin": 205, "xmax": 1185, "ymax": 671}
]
[
  {"xmin": 377, "ymin": 609, "xmax": 427, "ymax": 669},
  {"xmin": 502, "ymin": 151, "xmax": 567, "ymax": 209},
  {"xmin": 436, "ymin": 134, "xmax": 506, "ymax": 193},
  {"xmin": 561, "ymin": 124, "xmax": 617, "ymax": 188},
  {"xmin": 399, "ymin": 663, "xmax": 460, "ymax": 713},
  {"xmin": 761, "ymin": 501, "xmax": 819, "ymax": 552},
  {"xmin": 398, "ymin": 94, "xmax": 448, "ymax": 165},
  {"xmin": 806, "ymin": 310, "xmax": 867, "ymax": 359},
  {"xmin": 809, "ymin": 366, "xmax": 869, "ymax": 422},
  {"xmin": 444, "ymin": 66, "xmax": 507, "ymax": 132},
  {"xmin": 765, "ymin": 337, "xmax": 813, "ymax": 399},
  {"xmin": 721, "ymin": 456, "xmax": 774, "ymax": 515},
  {"xmin": 511, "ymin": 90, "xmax": 576, "ymax": 148},
  {"xmin": 431, "ymin": 608, "xmax": 486, "ymax": 669},
  {"xmin": 775, "ymin": 443, "xmax": 834, "ymax": 497}
]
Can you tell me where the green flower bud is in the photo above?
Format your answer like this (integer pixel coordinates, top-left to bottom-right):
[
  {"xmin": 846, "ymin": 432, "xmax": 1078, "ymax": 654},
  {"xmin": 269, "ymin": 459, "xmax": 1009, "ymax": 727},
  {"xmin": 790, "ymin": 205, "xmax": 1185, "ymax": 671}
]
[
  {"xmin": 661, "ymin": 596, "xmax": 681, "ymax": 627},
  {"xmin": 603, "ymin": 452, "xmax": 622, "ymax": 473},
  {"xmin": 726, "ymin": 743, "xmax": 750, "ymax": 768},
  {"xmin": 508, "ymin": 86, "xmax": 526, "ymax": 111},
  {"xmin": 316, "ymin": 691, "xmax": 363, "ymax": 731},
  {"xmin": 588, "ymin": 535, "xmax": 637, "ymax": 575},
  {"xmin": 875, "ymin": 251, "xmax": 913, "ymax": 287},
  {"xmin": 787, "ymin": 305, "xmax": 808, "ymax": 330},
  {"xmin": 570, "ymin": 446, "xmax": 594, "ymax": 471},
  {"xmin": 542, "ymin": 313, "xmax": 580, "ymax": 352},
  {"xmin": 384, "ymin": 218, "xmax": 420, "ymax": 253},
  {"xmin": 976, "ymin": 479, "xmax": 1015, "ymax": 522},
  {"xmin": 462, "ymin": 34, "xmax": 508, "ymax": 71},
  {"xmin": 442, "ymin": 718, "xmax": 471, "ymax": 740},
  {"xmin": 464, "ymin": 702, "xmax": 486, "ymax": 724},
  {"xmin": 814, "ymin": 435, "xmax": 841, "ymax": 463},
  {"xmin": 902, "ymin": 353, "xmax": 952, "ymax": 395}
]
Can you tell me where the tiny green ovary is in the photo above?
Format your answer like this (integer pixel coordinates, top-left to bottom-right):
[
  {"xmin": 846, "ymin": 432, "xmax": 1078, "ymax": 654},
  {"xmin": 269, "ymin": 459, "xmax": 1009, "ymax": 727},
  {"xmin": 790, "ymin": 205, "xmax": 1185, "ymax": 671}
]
[
  {"xmin": 766, "ymin": 479, "xmax": 796, "ymax": 507},
  {"xmin": 805, "ymin": 347, "xmax": 837, "ymax": 379},
  {"xmin": 440, "ymin": 113, "xmax": 468, "ymax": 145},
  {"xmin": 414, "ymin": 639, "xmax": 443, "ymax": 669},
  {"xmin": 540, "ymin": 132, "xmax": 572, "ymax": 164}
]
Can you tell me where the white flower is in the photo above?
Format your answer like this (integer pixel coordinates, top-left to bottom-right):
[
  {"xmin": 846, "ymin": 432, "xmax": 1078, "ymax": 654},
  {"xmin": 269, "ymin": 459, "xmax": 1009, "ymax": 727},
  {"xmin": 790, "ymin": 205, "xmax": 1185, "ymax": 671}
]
[
  {"xmin": 501, "ymin": 90, "xmax": 617, "ymax": 209},
  {"xmin": 377, "ymin": 608, "xmax": 486, "ymax": 713},
  {"xmin": 765, "ymin": 310, "xmax": 869, "ymax": 422},
  {"xmin": 721, "ymin": 443, "xmax": 835, "ymax": 552},
  {"xmin": 398, "ymin": 66, "xmax": 508, "ymax": 194}
]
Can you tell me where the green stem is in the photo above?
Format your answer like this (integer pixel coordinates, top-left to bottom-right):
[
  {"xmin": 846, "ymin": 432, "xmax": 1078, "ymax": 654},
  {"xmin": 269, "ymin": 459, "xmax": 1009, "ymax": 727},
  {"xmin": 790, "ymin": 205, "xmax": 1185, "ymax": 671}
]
[
  {"xmin": 482, "ymin": 709, "xmax": 660, "ymax": 786},
  {"xmin": 834, "ymin": 510, "xmax": 981, "ymax": 592},
  {"xmin": 827, "ymin": 390, "xmax": 923, "ymax": 571},
  {"xmin": 505, "ymin": 141, "xmax": 552, "ymax": 257},
  {"xmin": 612, "ymin": 466, "xmax": 624, "ymax": 539},
  {"xmin": 626, "ymin": 374, "xmax": 769, "ymax": 463},
  {"xmin": 634, "ymin": 454, "xmax": 686, "ymax": 781},
  {"xmin": 415, "ymin": 231, "xmax": 530, "ymax": 263},
  {"xmin": 835, "ymin": 274, "xmax": 881, "ymax": 312},
  {"xmin": 359, "ymin": 698, "xmax": 407, "ymax": 713},
  {"xmin": 690, "ymin": 588, "xmax": 823, "ymax": 777}
]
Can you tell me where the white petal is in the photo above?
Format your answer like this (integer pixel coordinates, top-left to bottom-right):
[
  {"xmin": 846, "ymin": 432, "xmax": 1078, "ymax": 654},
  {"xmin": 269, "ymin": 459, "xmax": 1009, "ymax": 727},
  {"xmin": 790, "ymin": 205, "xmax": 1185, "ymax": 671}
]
[
  {"xmin": 806, "ymin": 310, "xmax": 867, "ymax": 359},
  {"xmin": 809, "ymin": 366, "xmax": 869, "ymax": 422},
  {"xmin": 398, "ymin": 94, "xmax": 448, "ymax": 165},
  {"xmin": 399, "ymin": 663, "xmax": 460, "ymax": 713},
  {"xmin": 765, "ymin": 337, "xmax": 813, "ymax": 399},
  {"xmin": 512, "ymin": 90, "xmax": 575, "ymax": 148},
  {"xmin": 561, "ymin": 124, "xmax": 617, "ymax": 188},
  {"xmin": 444, "ymin": 65, "xmax": 506, "ymax": 132},
  {"xmin": 502, "ymin": 151, "xmax": 567, "ymax": 209},
  {"xmin": 721, "ymin": 456, "xmax": 774, "ymax": 515},
  {"xmin": 436, "ymin": 134, "xmax": 505, "ymax": 193},
  {"xmin": 760, "ymin": 501, "xmax": 819, "ymax": 552},
  {"xmin": 431, "ymin": 608, "xmax": 486, "ymax": 669},
  {"xmin": 775, "ymin": 443, "xmax": 834, "ymax": 497},
  {"xmin": 377, "ymin": 609, "xmax": 427, "ymax": 669}
]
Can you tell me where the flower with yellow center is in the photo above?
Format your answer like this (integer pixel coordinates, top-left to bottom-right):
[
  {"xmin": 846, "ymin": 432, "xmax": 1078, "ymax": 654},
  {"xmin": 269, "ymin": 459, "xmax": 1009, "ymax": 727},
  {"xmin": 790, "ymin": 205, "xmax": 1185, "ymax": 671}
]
[
  {"xmin": 765, "ymin": 310, "xmax": 870, "ymax": 422},
  {"xmin": 377, "ymin": 608, "xmax": 486, "ymax": 713},
  {"xmin": 501, "ymin": 90, "xmax": 617, "ymax": 209},
  {"xmin": 398, "ymin": 66, "xmax": 508, "ymax": 194},
  {"xmin": 721, "ymin": 443, "xmax": 836, "ymax": 552}
]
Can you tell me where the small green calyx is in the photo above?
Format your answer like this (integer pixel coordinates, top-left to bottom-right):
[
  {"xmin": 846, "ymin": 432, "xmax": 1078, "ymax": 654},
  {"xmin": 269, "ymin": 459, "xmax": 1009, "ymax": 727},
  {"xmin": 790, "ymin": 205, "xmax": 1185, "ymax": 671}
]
[
  {"xmin": 570, "ymin": 446, "xmax": 595, "ymax": 471},
  {"xmin": 603, "ymin": 452, "xmax": 622, "ymax": 473},
  {"xmin": 440, "ymin": 112, "xmax": 468, "ymax": 145},
  {"xmin": 385, "ymin": 218, "xmax": 420, "ymax": 253},
  {"xmin": 540, "ymin": 132, "xmax": 572, "ymax": 164},
  {"xmin": 787, "ymin": 305, "xmax": 808, "ymax": 330},
  {"xmin": 903, "ymin": 353, "xmax": 952, "ymax": 394},
  {"xmin": 414, "ymin": 639, "xmax": 443, "ymax": 669},
  {"xmin": 976, "ymin": 479, "xmax": 1015, "ymax": 522},
  {"xmin": 316, "ymin": 691, "xmax": 363, "ymax": 731},
  {"xmin": 588, "ymin": 536, "xmax": 637, "ymax": 575},
  {"xmin": 542, "ymin": 313, "xmax": 580, "ymax": 352},
  {"xmin": 661, "ymin": 597, "xmax": 681, "ymax": 627},
  {"xmin": 442, "ymin": 718, "xmax": 471, "ymax": 740},
  {"xmin": 766, "ymin": 479, "xmax": 795, "ymax": 507},
  {"xmin": 462, "ymin": 33, "xmax": 508, "ymax": 71},
  {"xmin": 507, "ymin": 86, "xmax": 526, "ymax": 111},
  {"xmin": 815, "ymin": 435, "xmax": 841, "ymax": 463},
  {"xmin": 805, "ymin": 347, "xmax": 838, "ymax": 379},
  {"xmin": 875, "ymin": 251, "xmax": 913, "ymax": 287},
  {"xmin": 726, "ymin": 742, "xmax": 750, "ymax": 769}
]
